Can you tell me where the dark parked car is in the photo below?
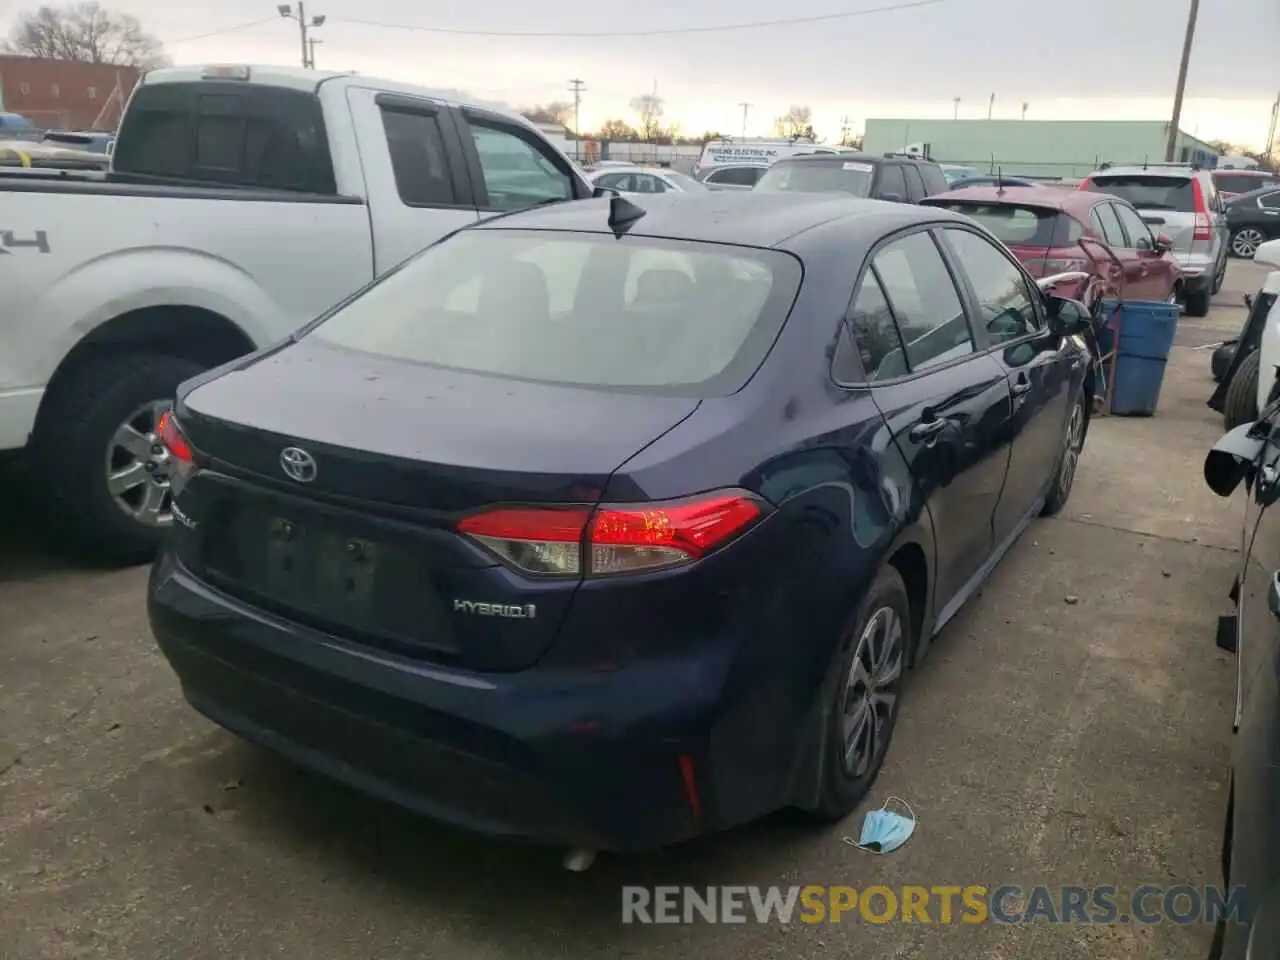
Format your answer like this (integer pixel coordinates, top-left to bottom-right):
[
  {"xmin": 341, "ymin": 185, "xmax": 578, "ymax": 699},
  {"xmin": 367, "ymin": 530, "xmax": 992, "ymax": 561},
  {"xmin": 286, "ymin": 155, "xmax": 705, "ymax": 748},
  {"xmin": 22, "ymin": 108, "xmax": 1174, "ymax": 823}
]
[
  {"xmin": 1213, "ymin": 169, "xmax": 1280, "ymax": 203},
  {"xmin": 754, "ymin": 152, "xmax": 950, "ymax": 203},
  {"xmin": 148, "ymin": 192, "xmax": 1096, "ymax": 862},
  {"xmin": 922, "ymin": 185, "xmax": 1182, "ymax": 306},
  {"xmin": 1225, "ymin": 186, "xmax": 1280, "ymax": 260},
  {"xmin": 1203, "ymin": 400, "xmax": 1280, "ymax": 958}
]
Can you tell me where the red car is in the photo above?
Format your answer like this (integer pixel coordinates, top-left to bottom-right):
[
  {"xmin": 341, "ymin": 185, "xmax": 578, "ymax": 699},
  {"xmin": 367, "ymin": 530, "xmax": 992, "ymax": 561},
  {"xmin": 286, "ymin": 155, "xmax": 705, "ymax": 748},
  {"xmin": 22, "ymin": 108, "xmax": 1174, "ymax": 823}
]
[{"xmin": 921, "ymin": 185, "xmax": 1182, "ymax": 305}]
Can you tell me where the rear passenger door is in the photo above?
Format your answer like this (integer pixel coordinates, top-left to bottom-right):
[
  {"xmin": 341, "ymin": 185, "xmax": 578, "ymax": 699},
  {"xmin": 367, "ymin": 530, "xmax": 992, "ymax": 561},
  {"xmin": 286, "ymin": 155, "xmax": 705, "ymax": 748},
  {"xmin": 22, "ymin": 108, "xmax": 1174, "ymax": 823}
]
[
  {"xmin": 1111, "ymin": 201, "xmax": 1177, "ymax": 300},
  {"xmin": 939, "ymin": 226, "xmax": 1074, "ymax": 545},
  {"xmin": 348, "ymin": 88, "xmax": 480, "ymax": 274},
  {"xmin": 846, "ymin": 228, "xmax": 1014, "ymax": 618}
]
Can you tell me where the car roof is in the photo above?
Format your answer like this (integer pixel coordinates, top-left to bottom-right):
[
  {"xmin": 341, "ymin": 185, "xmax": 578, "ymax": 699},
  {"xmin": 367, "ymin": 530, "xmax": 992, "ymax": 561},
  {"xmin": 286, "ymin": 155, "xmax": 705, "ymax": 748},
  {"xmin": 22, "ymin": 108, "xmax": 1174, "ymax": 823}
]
[
  {"xmin": 474, "ymin": 192, "xmax": 968, "ymax": 250},
  {"xmin": 924, "ymin": 184, "xmax": 1107, "ymax": 216}
]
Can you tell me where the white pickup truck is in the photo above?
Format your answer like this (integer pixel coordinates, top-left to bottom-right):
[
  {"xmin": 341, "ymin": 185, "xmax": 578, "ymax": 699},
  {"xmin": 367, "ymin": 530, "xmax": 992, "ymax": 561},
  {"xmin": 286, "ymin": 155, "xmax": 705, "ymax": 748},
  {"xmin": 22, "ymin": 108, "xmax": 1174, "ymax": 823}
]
[{"xmin": 0, "ymin": 63, "xmax": 593, "ymax": 563}]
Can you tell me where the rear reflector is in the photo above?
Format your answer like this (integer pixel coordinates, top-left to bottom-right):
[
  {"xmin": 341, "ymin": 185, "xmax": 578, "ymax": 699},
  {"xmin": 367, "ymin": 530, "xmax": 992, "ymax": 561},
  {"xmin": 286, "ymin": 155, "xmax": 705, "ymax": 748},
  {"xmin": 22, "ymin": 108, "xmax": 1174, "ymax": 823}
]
[
  {"xmin": 157, "ymin": 410, "xmax": 193, "ymax": 463},
  {"xmin": 457, "ymin": 490, "xmax": 766, "ymax": 577}
]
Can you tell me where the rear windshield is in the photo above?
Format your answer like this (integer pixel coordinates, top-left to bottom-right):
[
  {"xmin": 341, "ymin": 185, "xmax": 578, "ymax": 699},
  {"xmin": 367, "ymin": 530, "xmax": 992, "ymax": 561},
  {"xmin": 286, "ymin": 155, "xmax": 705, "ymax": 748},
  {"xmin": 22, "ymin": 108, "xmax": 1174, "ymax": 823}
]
[
  {"xmin": 1088, "ymin": 175, "xmax": 1194, "ymax": 212},
  {"xmin": 113, "ymin": 80, "xmax": 336, "ymax": 193},
  {"xmin": 926, "ymin": 202, "xmax": 1082, "ymax": 247},
  {"xmin": 310, "ymin": 229, "xmax": 802, "ymax": 396},
  {"xmin": 755, "ymin": 160, "xmax": 873, "ymax": 196}
]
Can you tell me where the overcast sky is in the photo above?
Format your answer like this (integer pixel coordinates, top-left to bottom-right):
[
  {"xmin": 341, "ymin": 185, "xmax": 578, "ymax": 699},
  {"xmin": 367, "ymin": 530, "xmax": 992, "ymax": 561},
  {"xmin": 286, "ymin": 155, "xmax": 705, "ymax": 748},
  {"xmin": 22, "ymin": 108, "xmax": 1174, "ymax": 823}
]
[{"xmin": 4, "ymin": 0, "xmax": 1277, "ymax": 146}]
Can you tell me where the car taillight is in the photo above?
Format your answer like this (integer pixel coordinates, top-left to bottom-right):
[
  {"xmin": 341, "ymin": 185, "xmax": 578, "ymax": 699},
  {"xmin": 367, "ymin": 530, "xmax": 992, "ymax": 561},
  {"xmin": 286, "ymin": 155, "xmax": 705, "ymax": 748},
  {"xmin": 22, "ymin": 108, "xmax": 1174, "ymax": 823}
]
[
  {"xmin": 456, "ymin": 490, "xmax": 767, "ymax": 578},
  {"xmin": 157, "ymin": 410, "xmax": 198, "ymax": 492},
  {"xmin": 1192, "ymin": 178, "xmax": 1212, "ymax": 240},
  {"xmin": 1078, "ymin": 178, "xmax": 1093, "ymax": 191}
]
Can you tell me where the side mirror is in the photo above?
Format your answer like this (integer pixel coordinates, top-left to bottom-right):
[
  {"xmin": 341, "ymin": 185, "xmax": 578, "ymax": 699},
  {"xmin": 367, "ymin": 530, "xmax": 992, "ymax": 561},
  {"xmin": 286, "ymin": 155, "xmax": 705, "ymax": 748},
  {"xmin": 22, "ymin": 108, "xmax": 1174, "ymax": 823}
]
[
  {"xmin": 1256, "ymin": 238, "xmax": 1280, "ymax": 269},
  {"xmin": 592, "ymin": 185, "xmax": 620, "ymax": 199},
  {"xmin": 1153, "ymin": 234, "xmax": 1173, "ymax": 254},
  {"xmin": 1046, "ymin": 296, "xmax": 1092, "ymax": 337},
  {"xmin": 879, "ymin": 192, "xmax": 904, "ymax": 203},
  {"xmin": 1204, "ymin": 423, "xmax": 1267, "ymax": 497}
]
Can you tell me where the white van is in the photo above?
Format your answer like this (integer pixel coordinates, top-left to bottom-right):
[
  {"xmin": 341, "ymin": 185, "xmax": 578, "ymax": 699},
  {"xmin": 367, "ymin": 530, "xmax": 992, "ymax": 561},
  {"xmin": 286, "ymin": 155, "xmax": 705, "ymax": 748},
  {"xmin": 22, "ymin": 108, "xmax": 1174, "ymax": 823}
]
[{"xmin": 692, "ymin": 138, "xmax": 856, "ymax": 176}]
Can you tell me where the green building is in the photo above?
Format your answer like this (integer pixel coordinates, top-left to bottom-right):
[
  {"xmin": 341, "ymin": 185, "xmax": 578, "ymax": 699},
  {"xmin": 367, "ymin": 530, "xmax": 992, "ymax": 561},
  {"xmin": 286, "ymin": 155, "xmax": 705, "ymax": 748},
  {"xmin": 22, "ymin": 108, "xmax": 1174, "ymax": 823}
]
[{"xmin": 861, "ymin": 119, "xmax": 1218, "ymax": 179}]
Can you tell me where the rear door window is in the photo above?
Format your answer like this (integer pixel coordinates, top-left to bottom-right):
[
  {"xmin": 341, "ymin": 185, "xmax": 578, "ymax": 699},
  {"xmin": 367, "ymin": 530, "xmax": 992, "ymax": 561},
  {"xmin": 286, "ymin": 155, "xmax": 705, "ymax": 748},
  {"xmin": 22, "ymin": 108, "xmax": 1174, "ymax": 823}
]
[
  {"xmin": 1091, "ymin": 175, "xmax": 1194, "ymax": 212},
  {"xmin": 845, "ymin": 269, "xmax": 906, "ymax": 382},
  {"xmin": 1111, "ymin": 203, "xmax": 1154, "ymax": 249},
  {"xmin": 113, "ymin": 81, "xmax": 336, "ymax": 193},
  {"xmin": 380, "ymin": 107, "xmax": 460, "ymax": 207},
  {"xmin": 1261, "ymin": 190, "xmax": 1280, "ymax": 211},
  {"xmin": 919, "ymin": 163, "xmax": 950, "ymax": 195},
  {"xmin": 709, "ymin": 166, "xmax": 765, "ymax": 186},
  {"xmin": 870, "ymin": 231, "xmax": 973, "ymax": 372}
]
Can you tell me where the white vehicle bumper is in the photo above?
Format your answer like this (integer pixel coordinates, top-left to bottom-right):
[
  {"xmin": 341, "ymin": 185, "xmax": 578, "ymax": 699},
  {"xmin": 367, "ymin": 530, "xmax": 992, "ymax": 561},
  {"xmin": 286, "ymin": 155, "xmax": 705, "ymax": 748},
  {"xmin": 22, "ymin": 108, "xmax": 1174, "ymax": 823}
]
[{"xmin": 0, "ymin": 386, "xmax": 43, "ymax": 452}]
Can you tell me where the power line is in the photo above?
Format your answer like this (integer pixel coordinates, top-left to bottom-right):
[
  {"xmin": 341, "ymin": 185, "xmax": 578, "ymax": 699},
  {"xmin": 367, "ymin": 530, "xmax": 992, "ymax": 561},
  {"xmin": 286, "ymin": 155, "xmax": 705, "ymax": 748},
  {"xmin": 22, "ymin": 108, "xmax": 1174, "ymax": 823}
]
[
  {"xmin": 164, "ymin": 17, "xmax": 277, "ymax": 45},
  {"xmin": 335, "ymin": 0, "xmax": 955, "ymax": 39}
]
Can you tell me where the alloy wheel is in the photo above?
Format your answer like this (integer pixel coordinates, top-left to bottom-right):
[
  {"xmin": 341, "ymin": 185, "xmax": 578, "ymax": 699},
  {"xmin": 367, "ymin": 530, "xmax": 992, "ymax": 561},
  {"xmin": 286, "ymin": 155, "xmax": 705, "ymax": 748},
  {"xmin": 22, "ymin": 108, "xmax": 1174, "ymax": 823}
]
[
  {"xmin": 841, "ymin": 605, "xmax": 904, "ymax": 777},
  {"xmin": 1059, "ymin": 400, "xmax": 1085, "ymax": 499},
  {"xmin": 1232, "ymin": 228, "xmax": 1265, "ymax": 259},
  {"xmin": 105, "ymin": 399, "xmax": 175, "ymax": 528}
]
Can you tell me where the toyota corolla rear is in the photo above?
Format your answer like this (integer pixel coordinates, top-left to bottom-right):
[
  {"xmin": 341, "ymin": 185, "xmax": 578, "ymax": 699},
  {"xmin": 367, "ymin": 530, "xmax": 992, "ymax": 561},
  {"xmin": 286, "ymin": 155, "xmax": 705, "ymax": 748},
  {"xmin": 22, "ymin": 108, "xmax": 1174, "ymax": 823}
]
[{"xmin": 147, "ymin": 224, "xmax": 811, "ymax": 851}]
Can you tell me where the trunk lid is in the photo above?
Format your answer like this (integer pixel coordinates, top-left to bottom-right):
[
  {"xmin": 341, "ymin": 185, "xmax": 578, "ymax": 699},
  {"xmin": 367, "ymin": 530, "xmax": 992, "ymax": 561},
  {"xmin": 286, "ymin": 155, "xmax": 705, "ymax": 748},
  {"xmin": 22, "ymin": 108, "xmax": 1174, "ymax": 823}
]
[{"xmin": 174, "ymin": 339, "xmax": 699, "ymax": 671}]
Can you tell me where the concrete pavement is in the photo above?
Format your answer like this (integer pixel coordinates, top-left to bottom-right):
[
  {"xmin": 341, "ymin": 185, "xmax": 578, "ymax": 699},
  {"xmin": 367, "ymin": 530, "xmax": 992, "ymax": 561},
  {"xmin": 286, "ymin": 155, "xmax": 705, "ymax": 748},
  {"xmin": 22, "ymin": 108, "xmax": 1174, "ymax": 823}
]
[{"xmin": 0, "ymin": 263, "xmax": 1262, "ymax": 959}]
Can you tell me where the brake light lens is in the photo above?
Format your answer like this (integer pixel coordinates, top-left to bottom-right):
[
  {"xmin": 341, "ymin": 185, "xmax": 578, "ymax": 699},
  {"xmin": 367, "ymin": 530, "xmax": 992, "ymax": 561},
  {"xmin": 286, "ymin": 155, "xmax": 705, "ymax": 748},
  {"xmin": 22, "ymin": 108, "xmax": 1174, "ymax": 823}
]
[
  {"xmin": 1191, "ymin": 178, "xmax": 1212, "ymax": 240},
  {"xmin": 1078, "ymin": 178, "xmax": 1093, "ymax": 191},
  {"xmin": 456, "ymin": 491, "xmax": 766, "ymax": 577},
  {"xmin": 157, "ymin": 410, "xmax": 192, "ymax": 462}
]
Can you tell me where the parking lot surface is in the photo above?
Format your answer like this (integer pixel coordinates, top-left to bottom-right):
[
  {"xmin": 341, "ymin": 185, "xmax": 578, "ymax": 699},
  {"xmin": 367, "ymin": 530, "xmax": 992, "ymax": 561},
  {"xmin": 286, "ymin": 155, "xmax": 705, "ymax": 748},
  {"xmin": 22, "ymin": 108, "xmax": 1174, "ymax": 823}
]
[{"xmin": 0, "ymin": 263, "xmax": 1263, "ymax": 959}]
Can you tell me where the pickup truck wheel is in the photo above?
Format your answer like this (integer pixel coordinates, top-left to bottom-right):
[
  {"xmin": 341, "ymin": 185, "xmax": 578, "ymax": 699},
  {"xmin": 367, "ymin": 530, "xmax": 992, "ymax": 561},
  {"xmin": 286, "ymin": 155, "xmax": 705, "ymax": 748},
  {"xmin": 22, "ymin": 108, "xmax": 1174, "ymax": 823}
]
[
  {"xmin": 31, "ymin": 353, "xmax": 204, "ymax": 565},
  {"xmin": 1223, "ymin": 348, "xmax": 1260, "ymax": 430}
]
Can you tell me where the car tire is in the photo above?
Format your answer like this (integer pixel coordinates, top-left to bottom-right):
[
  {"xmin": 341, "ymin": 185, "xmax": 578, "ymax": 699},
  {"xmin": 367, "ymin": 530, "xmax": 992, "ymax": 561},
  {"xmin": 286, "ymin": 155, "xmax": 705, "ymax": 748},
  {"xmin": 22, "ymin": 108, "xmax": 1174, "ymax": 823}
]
[
  {"xmin": 30, "ymin": 352, "xmax": 204, "ymax": 566},
  {"xmin": 1184, "ymin": 287, "xmax": 1211, "ymax": 318},
  {"xmin": 807, "ymin": 565, "xmax": 912, "ymax": 822},
  {"xmin": 1211, "ymin": 340, "xmax": 1238, "ymax": 383},
  {"xmin": 1224, "ymin": 348, "xmax": 1260, "ymax": 430},
  {"xmin": 1042, "ymin": 390, "xmax": 1088, "ymax": 516}
]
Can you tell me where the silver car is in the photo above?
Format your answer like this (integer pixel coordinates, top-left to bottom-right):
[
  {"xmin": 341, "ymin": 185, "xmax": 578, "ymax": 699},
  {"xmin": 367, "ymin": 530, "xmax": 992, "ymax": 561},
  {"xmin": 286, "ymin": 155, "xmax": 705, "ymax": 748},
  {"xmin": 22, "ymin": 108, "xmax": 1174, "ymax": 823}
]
[
  {"xmin": 1081, "ymin": 164, "xmax": 1228, "ymax": 317},
  {"xmin": 695, "ymin": 163, "xmax": 770, "ymax": 192},
  {"xmin": 587, "ymin": 165, "xmax": 709, "ymax": 195}
]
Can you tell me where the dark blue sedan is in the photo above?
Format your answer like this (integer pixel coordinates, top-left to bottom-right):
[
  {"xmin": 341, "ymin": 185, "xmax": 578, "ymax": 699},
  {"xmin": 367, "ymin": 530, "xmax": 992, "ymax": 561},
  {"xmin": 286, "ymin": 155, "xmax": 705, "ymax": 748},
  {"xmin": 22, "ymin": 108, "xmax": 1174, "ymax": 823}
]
[{"xmin": 148, "ymin": 192, "xmax": 1096, "ymax": 861}]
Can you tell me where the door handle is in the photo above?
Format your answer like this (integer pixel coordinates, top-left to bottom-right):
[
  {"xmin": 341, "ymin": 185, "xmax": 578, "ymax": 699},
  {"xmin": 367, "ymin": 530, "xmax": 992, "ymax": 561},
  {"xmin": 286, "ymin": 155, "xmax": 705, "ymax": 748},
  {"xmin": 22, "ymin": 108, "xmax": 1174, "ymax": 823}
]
[
  {"xmin": 909, "ymin": 418, "xmax": 949, "ymax": 442},
  {"xmin": 1011, "ymin": 379, "xmax": 1032, "ymax": 396}
]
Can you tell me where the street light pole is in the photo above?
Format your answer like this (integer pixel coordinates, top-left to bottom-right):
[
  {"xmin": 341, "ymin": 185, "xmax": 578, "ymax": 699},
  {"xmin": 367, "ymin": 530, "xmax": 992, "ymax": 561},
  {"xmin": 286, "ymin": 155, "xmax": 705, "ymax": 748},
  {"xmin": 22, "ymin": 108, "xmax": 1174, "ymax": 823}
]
[
  {"xmin": 739, "ymin": 102, "xmax": 750, "ymax": 139},
  {"xmin": 952, "ymin": 97, "xmax": 960, "ymax": 120},
  {"xmin": 987, "ymin": 93, "xmax": 995, "ymax": 120},
  {"xmin": 1166, "ymin": 0, "xmax": 1200, "ymax": 161},
  {"xmin": 278, "ymin": 3, "xmax": 326, "ymax": 69}
]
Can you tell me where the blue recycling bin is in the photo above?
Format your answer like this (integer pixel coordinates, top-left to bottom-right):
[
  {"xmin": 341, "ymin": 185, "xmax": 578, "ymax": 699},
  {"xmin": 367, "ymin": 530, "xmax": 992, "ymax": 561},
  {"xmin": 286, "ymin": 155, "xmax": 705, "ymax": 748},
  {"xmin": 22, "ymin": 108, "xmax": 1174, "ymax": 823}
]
[{"xmin": 1095, "ymin": 300, "xmax": 1181, "ymax": 416}]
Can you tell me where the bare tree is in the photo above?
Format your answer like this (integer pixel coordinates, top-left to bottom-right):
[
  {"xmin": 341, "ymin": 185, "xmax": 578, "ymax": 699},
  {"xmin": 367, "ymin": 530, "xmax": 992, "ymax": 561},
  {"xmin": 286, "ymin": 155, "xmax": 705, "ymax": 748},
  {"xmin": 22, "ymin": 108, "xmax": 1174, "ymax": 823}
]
[
  {"xmin": 629, "ymin": 93, "xmax": 664, "ymax": 142},
  {"xmin": 2, "ymin": 3, "xmax": 168, "ymax": 68},
  {"xmin": 520, "ymin": 102, "xmax": 573, "ymax": 127},
  {"xmin": 597, "ymin": 119, "xmax": 637, "ymax": 141},
  {"xmin": 774, "ymin": 105, "xmax": 815, "ymax": 140}
]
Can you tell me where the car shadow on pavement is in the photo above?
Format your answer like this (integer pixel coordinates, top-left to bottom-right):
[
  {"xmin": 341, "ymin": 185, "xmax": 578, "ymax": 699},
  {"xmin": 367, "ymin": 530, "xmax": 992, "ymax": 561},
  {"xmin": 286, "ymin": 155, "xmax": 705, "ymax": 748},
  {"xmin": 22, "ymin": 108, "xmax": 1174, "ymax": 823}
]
[{"xmin": 191, "ymin": 736, "xmax": 839, "ymax": 949}]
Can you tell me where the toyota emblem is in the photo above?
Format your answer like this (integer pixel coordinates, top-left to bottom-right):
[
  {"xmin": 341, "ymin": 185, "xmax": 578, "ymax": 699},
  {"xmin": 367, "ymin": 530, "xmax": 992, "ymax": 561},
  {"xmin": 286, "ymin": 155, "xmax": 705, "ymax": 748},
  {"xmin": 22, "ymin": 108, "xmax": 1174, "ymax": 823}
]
[{"xmin": 279, "ymin": 446, "xmax": 318, "ymax": 483}]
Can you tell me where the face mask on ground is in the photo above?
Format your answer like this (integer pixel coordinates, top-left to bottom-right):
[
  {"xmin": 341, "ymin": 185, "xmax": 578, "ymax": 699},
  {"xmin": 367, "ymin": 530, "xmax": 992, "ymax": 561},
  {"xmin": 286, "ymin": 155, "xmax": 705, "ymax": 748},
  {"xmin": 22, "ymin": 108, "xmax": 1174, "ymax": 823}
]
[{"xmin": 843, "ymin": 796, "xmax": 916, "ymax": 855}]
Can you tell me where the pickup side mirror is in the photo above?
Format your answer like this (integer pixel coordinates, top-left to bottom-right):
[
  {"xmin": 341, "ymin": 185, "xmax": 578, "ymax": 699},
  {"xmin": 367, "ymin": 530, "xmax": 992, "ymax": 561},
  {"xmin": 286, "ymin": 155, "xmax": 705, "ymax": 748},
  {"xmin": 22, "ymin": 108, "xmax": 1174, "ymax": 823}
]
[
  {"xmin": 1045, "ymin": 296, "xmax": 1092, "ymax": 337},
  {"xmin": 1153, "ymin": 234, "xmax": 1173, "ymax": 253},
  {"xmin": 1204, "ymin": 423, "xmax": 1266, "ymax": 497}
]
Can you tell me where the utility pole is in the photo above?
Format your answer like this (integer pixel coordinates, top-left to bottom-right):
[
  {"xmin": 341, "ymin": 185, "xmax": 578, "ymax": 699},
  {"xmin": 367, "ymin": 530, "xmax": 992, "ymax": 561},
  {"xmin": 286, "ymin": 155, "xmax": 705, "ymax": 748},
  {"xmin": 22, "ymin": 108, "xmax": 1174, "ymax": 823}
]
[
  {"xmin": 567, "ymin": 78, "xmax": 585, "ymax": 160},
  {"xmin": 308, "ymin": 37, "xmax": 322, "ymax": 69},
  {"xmin": 278, "ymin": 4, "xmax": 326, "ymax": 69},
  {"xmin": 739, "ymin": 102, "xmax": 750, "ymax": 140},
  {"xmin": 952, "ymin": 97, "xmax": 960, "ymax": 120},
  {"xmin": 1265, "ymin": 91, "xmax": 1279, "ymax": 164},
  {"xmin": 1021, "ymin": 101, "xmax": 1029, "ymax": 120},
  {"xmin": 987, "ymin": 93, "xmax": 995, "ymax": 120},
  {"xmin": 1166, "ymin": 0, "xmax": 1200, "ymax": 161},
  {"xmin": 840, "ymin": 115, "xmax": 851, "ymax": 146}
]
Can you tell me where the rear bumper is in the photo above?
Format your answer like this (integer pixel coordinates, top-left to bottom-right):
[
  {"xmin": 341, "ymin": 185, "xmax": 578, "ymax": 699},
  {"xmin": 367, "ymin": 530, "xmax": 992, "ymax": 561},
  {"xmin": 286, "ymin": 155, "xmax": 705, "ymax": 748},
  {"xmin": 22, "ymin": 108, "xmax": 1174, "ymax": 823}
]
[{"xmin": 147, "ymin": 551, "xmax": 777, "ymax": 852}]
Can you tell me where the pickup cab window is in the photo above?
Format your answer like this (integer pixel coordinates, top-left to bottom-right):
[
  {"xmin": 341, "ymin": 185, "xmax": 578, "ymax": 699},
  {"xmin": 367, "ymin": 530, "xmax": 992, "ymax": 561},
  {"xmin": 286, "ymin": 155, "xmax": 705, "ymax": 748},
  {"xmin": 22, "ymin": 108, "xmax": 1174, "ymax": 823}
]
[
  {"xmin": 380, "ymin": 107, "xmax": 459, "ymax": 206},
  {"xmin": 465, "ymin": 121, "xmax": 574, "ymax": 212},
  {"xmin": 113, "ymin": 82, "xmax": 336, "ymax": 194}
]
